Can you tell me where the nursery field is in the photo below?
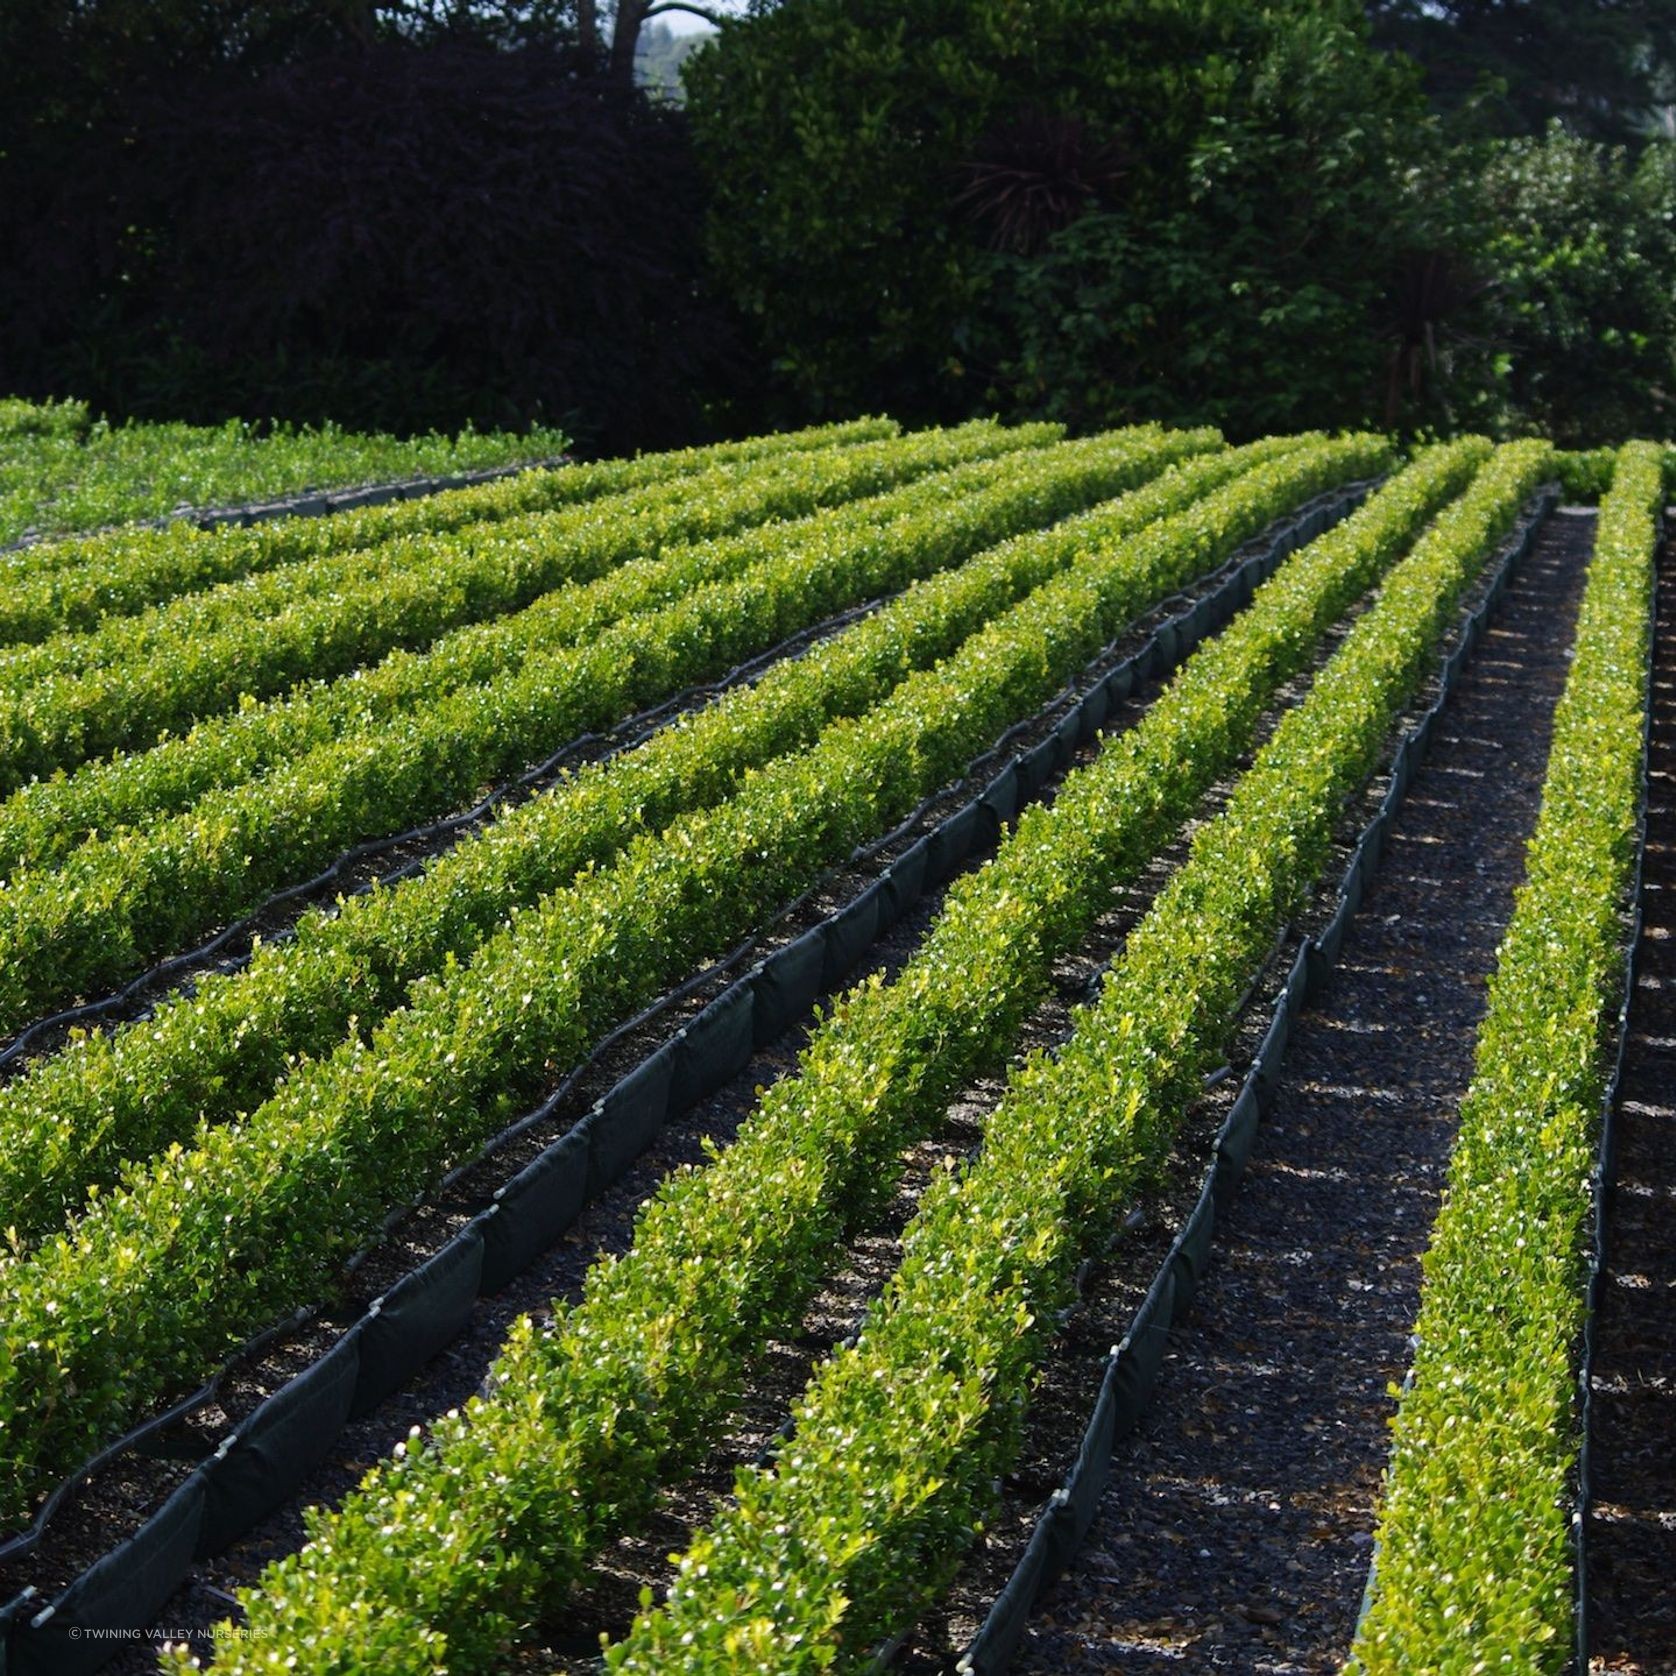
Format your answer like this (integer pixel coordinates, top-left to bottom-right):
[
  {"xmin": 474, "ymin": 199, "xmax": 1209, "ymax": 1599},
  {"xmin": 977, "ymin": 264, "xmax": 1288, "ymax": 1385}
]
[
  {"xmin": 0, "ymin": 415, "xmax": 1667, "ymax": 1676},
  {"xmin": 0, "ymin": 399, "xmax": 570, "ymax": 551}
]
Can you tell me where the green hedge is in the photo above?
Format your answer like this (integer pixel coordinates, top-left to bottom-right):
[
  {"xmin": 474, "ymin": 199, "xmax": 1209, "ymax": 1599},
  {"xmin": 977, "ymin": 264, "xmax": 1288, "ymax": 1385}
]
[
  {"xmin": 0, "ymin": 436, "xmax": 1383, "ymax": 1539},
  {"xmin": 0, "ymin": 434, "xmax": 1105, "ymax": 878},
  {"xmin": 1554, "ymin": 443, "xmax": 1676, "ymax": 504},
  {"xmin": 0, "ymin": 422, "xmax": 1042, "ymax": 787},
  {"xmin": 0, "ymin": 417, "xmax": 894, "ymax": 604},
  {"xmin": 603, "ymin": 440, "xmax": 1553, "ymax": 1675},
  {"xmin": 0, "ymin": 398, "xmax": 89, "ymax": 441},
  {"xmin": 181, "ymin": 435, "xmax": 1459, "ymax": 1676},
  {"xmin": 1555, "ymin": 446, "xmax": 1620, "ymax": 503},
  {"xmin": 0, "ymin": 408, "xmax": 582, "ymax": 551},
  {"xmin": 0, "ymin": 427, "xmax": 1194, "ymax": 1035},
  {"xmin": 1349, "ymin": 441, "xmax": 1660, "ymax": 1673},
  {"xmin": 0, "ymin": 430, "xmax": 1238, "ymax": 1243}
]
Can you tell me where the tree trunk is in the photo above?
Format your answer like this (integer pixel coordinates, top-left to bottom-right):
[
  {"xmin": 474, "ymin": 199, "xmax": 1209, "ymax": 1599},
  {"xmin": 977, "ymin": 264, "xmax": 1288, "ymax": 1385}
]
[
  {"xmin": 608, "ymin": 0, "xmax": 646, "ymax": 85},
  {"xmin": 577, "ymin": 0, "xmax": 599, "ymax": 64}
]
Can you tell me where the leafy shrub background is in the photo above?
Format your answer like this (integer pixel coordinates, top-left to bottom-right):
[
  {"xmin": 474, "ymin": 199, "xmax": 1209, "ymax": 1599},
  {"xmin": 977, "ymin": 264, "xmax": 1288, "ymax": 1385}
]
[
  {"xmin": 688, "ymin": 0, "xmax": 1676, "ymax": 445},
  {"xmin": 0, "ymin": 0, "xmax": 1672, "ymax": 448},
  {"xmin": 1445, "ymin": 129, "xmax": 1676, "ymax": 445},
  {"xmin": 688, "ymin": 0, "xmax": 1425, "ymax": 438}
]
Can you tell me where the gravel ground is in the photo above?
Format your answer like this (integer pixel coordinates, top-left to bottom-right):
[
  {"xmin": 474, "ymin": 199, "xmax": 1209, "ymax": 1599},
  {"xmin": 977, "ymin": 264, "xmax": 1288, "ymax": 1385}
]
[
  {"xmin": 1007, "ymin": 507, "xmax": 1595, "ymax": 1674},
  {"xmin": 1585, "ymin": 525, "xmax": 1676, "ymax": 1675}
]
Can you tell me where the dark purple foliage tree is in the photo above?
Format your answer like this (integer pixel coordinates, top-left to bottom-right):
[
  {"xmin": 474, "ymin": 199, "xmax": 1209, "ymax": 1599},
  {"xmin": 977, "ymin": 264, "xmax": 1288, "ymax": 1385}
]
[{"xmin": 0, "ymin": 13, "xmax": 738, "ymax": 448}]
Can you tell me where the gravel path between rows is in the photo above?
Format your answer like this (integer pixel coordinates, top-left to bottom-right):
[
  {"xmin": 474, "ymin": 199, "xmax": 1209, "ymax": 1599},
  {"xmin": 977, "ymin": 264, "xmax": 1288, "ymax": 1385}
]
[
  {"xmin": 1585, "ymin": 524, "xmax": 1676, "ymax": 1675},
  {"xmin": 1010, "ymin": 507, "xmax": 1595, "ymax": 1674}
]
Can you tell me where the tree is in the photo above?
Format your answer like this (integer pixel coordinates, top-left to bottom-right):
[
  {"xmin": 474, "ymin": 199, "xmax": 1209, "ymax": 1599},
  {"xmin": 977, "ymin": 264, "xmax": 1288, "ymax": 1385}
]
[
  {"xmin": 637, "ymin": 21, "xmax": 709, "ymax": 99},
  {"xmin": 1466, "ymin": 128, "xmax": 1676, "ymax": 441},
  {"xmin": 0, "ymin": 12, "xmax": 742, "ymax": 445},
  {"xmin": 684, "ymin": 0, "xmax": 1430, "ymax": 434},
  {"xmin": 603, "ymin": 0, "xmax": 729, "ymax": 82},
  {"xmin": 1365, "ymin": 0, "xmax": 1676, "ymax": 140}
]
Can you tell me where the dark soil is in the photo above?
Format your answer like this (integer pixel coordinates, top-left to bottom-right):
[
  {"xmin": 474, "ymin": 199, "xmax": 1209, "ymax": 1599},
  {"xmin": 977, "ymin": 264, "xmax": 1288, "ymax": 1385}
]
[
  {"xmin": 1000, "ymin": 507, "xmax": 1593, "ymax": 1674},
  {"xmin": 1585, "ymin": 523, "xmax": 1676, "ymax": 1676}
]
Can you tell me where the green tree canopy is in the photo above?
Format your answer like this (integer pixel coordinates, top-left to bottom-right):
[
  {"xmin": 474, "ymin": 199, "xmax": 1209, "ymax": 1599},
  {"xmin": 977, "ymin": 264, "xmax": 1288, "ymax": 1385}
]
[
  {"xmin": 1366, "ymin": 0, "xmax": 1676, "ymax": 140},
  {"xmin": 1459, "ymin": 126, "xmax": 1676, "ymax": 440},
  {"xmin": 685, "ymin": 0, "xmax": 1430, "ymax": 433}
]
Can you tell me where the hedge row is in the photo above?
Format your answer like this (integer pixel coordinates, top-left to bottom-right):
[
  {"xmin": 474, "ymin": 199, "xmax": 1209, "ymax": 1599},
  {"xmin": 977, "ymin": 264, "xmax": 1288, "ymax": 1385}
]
[
  {"xmin": 0, "ymin": 428, "xmax": 1200, "ymax": 1035},
  {"xmin": 0, "ymin": 430, "xmax": 1243, "ymax": 1244},
  {"xmin": 0, "ymin": 420, "xmax": 944, "ymax": 700},
  {"xmin": 1554, "ymin": 441, "xmax": 1676, "ymax": 505},
  {"xmin": 0, "ymin": 429, "xmax": 1204, "ymax": 878},
  {"xmin": 0, "ymin": 421, "xmax": 1047, "ymax": 788},
  {"xmin": 0, "ymin": 418, "xmax": 897, "ymax": 641},
  {"xmin": 181, "ymin": 434, "xmax": 1453, "ymax": 1676},
  {"xmin": 0, "ymin": 397, "xmax": 86, "ymax": 439},
  {"xmin": 602, "ymin": 439, "xmax": 1555, "ymax": 1676},
  {"xmin": 0, "ymin": 435, "xmax": 1384, "ymax": 1534},
  {"xmin": 1348, "ymin": 442, "xmax": 1660, "ymax": 1673}
]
